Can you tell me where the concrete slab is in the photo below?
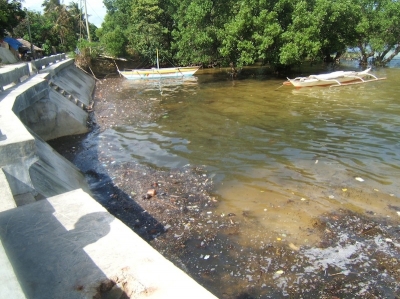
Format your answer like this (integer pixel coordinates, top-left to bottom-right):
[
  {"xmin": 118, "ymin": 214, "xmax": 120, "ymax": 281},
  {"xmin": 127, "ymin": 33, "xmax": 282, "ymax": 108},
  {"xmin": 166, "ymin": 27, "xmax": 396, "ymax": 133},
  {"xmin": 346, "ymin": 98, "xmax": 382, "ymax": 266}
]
[
  {"xmin": 40, "ymin": 59, "xmax": 94, "ymax": 107},
  {"xmin": 13, "ymin": 192, "xmax": 36, "ymax": 206},
  {"xmin": 0, "ymin": 47, "xmax": 18, "ymax": 64},
  {"xmin": 0, "ymin": 238, "xmax": 26, "ymax": 299},
  {"xmin": 0, "ymin": 169, "xmax": 16, "ymax": 211},
  {"xmin": 0, "ymin": 63, "xmax": 29, "ymax": 90},
  {"xmin": 18, "ymin": 87, "xmax": 89, "ymax": 141},
  {"xmin": 0, "ymin": 67, "xmax": 90, "ymax": 197},
  {"xmin": 0, "ymin": 189, "xmax": 217, "ymax": 299},
  {"xmin": 29, "ymin": 132, "xmax": 90, "ymax": 197}
]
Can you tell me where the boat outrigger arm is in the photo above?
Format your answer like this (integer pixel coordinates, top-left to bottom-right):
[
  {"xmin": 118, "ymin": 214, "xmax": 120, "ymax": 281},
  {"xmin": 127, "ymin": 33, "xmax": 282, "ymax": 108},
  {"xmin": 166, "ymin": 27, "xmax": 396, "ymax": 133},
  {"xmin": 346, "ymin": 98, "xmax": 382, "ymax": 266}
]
[
  {"xmin": 284, "ymin": 68, "xmax": 386, "ymax": 88},
  {"xmin": 326, "ymin": 73, "xmax": 386, "ymax": 87}
]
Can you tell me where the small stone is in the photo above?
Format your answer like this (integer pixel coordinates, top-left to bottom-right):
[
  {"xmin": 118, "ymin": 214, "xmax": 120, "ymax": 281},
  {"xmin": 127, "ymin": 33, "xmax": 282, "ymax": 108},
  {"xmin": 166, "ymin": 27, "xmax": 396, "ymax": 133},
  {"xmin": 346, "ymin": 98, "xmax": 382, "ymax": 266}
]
[
  {"xmin": 147, "ymin": 189, "xmax": 157, "ymax": 197},
  {"xmin": 289, "ymin": 243, "xmax": 300, "ymax": 251}
]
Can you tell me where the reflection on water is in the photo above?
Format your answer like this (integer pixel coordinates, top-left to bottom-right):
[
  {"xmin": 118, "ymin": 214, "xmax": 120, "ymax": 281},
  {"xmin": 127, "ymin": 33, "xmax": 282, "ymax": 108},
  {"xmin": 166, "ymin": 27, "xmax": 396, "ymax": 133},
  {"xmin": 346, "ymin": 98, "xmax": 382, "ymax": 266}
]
[
  {"xmin": 120, "ymin": 76, "xmax": 199, "ymax": 98},
  {"xmin": 101, "ymin": 65, "xmax": 400, "ymax": 245},
  {"xmin": 91, "ymin": 64, "xmax": 400, "ymax": 297}
]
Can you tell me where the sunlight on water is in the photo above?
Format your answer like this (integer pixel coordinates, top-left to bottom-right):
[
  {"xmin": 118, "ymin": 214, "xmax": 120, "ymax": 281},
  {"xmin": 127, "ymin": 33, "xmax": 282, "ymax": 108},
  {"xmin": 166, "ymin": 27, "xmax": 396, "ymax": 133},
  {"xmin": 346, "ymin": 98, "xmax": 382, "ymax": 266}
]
[{"xmin": 102, "ymin": 65, "xmax": 400, "ymax": 246}]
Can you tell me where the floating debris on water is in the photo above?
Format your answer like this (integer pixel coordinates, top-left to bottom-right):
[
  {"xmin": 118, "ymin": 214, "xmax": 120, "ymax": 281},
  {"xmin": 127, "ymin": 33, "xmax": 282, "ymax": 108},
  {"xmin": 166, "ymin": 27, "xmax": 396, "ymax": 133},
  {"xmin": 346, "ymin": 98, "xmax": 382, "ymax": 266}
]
[{"xmin": 48, "ymin": 78, "xmax": 400, "ymax": 299}]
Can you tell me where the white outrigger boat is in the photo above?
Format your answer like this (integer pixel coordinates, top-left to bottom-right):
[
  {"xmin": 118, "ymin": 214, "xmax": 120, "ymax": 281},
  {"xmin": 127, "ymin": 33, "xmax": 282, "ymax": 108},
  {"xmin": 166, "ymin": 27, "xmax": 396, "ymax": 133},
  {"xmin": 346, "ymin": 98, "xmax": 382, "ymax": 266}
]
[
  {"xmin": 284, "ymin": 68, "xmax": 386, "ymax": 88},
  {"xmin": 118, "ymin": 50, "xmax": 200, "ymax": 80}
]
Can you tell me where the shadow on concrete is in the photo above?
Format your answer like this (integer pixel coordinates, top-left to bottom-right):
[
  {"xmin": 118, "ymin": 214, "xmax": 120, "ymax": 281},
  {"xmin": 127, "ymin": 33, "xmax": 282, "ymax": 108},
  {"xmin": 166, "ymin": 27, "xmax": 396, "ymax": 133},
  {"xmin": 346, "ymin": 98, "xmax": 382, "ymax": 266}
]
[
  {"xmin": 48, "ymin": 122, "xmax": 165, "ymax": 242},
  {"xmin": 0, "ymin": 199, "xmax": 130, "ymax": 298},
  {"xmin": 0, "ymin": 129, "xmax": 6, "ymax": 141}
]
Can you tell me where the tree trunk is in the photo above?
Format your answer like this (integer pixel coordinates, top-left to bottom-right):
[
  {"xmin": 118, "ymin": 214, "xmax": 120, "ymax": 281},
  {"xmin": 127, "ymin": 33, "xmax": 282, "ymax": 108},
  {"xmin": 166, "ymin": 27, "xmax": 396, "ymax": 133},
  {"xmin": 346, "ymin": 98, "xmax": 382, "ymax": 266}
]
[
  {"xmin": 382, "ymin": 44, "xmax": 400, "ymax": 65},
  {"xmin": 334, "ymin": 51, "xmax": 342, "ymax": 62},
  {"xmin": 358, "ymin": 42, "xmax": 368, "ymax": 65}
]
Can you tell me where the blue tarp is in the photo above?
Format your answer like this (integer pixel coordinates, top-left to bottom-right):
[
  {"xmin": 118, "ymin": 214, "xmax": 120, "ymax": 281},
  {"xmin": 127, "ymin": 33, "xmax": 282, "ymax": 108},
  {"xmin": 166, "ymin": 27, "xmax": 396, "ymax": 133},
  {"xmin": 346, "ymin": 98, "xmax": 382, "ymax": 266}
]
[{"xmin": 3, "ymin": 37, "xmax": 22, "ymax": 51}]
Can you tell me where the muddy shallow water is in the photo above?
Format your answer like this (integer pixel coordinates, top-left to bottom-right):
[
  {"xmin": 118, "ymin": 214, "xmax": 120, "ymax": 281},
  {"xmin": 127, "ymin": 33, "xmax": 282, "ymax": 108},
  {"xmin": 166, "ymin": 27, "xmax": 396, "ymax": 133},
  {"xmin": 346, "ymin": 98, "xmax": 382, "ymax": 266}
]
[{"xmin": 50, "ymin": 65, "xmax": 400, "ymax": 298}]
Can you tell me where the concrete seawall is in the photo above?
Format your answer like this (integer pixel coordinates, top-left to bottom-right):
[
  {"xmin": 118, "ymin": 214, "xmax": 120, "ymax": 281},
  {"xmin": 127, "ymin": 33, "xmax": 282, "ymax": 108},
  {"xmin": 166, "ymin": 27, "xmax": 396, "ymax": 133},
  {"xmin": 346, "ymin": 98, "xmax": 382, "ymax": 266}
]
[
  {"xmin": 0, "ymin": 52, "xmax": 217, "ymax": 298},
  {"xmin": 0, "ymin": 57, "xmax": 92, "ymax": 202}
]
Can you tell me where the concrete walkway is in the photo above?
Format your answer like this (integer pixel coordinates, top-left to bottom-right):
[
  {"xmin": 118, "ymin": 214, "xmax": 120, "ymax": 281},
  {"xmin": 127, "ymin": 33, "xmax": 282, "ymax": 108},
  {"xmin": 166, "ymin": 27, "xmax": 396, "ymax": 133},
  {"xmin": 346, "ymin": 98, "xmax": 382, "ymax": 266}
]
[{"xmin": 0, "ymin": 189, "xmax": 217, "ymax": 299}]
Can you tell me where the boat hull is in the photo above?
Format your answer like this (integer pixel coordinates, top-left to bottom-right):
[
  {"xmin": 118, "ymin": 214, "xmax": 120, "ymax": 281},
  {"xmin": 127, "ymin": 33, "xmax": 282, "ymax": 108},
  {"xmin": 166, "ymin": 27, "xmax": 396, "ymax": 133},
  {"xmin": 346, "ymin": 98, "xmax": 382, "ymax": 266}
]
[
  {"xmin": 119, "ymin": 66, "xmax": 199, "ymax": 80},
  {"xmin": 286, "ymin": 69, "xmax": 375, "ymax": 88}
]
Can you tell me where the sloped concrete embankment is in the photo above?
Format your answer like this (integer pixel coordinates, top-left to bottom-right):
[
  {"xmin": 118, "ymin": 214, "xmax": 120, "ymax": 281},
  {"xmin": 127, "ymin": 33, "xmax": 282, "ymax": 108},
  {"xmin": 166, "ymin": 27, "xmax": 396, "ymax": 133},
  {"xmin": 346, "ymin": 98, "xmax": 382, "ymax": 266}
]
[
  {"xmin": 0, "ymin": 54, "xmax": 217, "ymax": 298},
  {"xmin": 0, "ymin": 58, "xmax": 92, "ymax": 203}
]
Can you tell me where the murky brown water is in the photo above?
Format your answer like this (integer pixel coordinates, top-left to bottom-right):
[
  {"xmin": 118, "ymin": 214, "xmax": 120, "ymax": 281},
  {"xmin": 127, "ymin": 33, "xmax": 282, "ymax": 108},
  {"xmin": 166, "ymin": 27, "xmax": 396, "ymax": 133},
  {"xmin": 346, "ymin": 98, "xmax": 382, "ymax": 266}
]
[
  {"xmin": 56, "ymin": 62, "xmax": 400, "ymax": 298},
  {"xmin": 100, "ymin": 64, "xmax": 400, "ymax": 246}
]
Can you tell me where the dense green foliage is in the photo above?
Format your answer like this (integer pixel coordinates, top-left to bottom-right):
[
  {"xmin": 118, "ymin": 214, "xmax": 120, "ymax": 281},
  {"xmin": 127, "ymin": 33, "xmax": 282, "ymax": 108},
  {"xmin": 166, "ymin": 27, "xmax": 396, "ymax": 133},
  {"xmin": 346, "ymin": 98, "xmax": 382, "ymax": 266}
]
[
  {"xmin": 0, "ymin": 0, "xmax": 25, "ymax": 38},
  {"xmin": 4, "ymin": 0, "xmax": 400, "ymax": 67},
  {"xmin": 8, "ymin": 0, "xmax": 96, "ymax": 56},
  {"xmin": 97, "ymin": 0, "xmax": 400, "ymax": 67}
]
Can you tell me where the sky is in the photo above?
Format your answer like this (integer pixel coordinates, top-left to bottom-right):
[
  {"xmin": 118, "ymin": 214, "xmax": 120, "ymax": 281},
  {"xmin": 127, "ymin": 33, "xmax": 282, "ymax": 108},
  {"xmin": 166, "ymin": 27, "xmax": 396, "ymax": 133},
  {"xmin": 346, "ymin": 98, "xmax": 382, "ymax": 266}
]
[{"xmin": 22, "ymin": 0, "xmax": 107, "ymax": 28}]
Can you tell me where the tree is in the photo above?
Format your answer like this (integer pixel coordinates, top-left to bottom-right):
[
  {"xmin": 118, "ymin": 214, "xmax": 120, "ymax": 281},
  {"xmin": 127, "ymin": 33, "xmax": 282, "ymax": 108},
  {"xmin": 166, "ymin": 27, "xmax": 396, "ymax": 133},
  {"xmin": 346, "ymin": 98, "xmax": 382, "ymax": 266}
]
[
  {"xmin": 96, "ymin": 0, "xmax": 400, "ymax": 68},
  {"xmin": 313, "ymin": 0, "xmax": 360, "ymax": 62},
  {"xmin": 13, "ymin": 10, "xmax": 55, "ymax": 54},
  {"xmin": 0, "ymin": 0, "xmax": 25, "ymax": 38},
  {"xmin": 171, "ymin": 0, "xmax": 233, "ymax": 66},
  {"xmin": 219, "ymin": 0, "xmax": 281, "ymax": 67},
  {"xmin": 279, "ymin": 0, "xmax": 360, "ymax": 65},
  {"xmin": 377, "ymin": 0, "xmax": 400, "ymax": 64},
  {"xmin": 41, "ymin": 0, "xmax": 78, "ymax": 53},
  {"xmin": 96, "ymin": 25, "xmax": 127, "ymax": 57},
  {"xmin": 42, "ymin": 0, "xmax": 61, "ymax": 12},
  {"xmin": 125, "ymin": 0, "xmax": 171, "ymax": 59},
  {"xmin": 12, "ymin": 1, "xmax": 98, "ymax": 56},
  {"xmin": 346, "ymin": 0, "xmax": 400, "ymax": 65},
  {"xmin": 97, "ymin": 0, "xmax": 132, "ymax": 57}
]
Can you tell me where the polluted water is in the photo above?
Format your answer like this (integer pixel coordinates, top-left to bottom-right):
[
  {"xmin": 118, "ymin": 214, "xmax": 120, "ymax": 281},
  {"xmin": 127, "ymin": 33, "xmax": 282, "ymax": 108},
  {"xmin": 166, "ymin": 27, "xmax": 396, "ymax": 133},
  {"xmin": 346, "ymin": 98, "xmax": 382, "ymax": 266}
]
[{"xmin": 50, "ymin": 67, "xmax": 400, "ymax": 298}]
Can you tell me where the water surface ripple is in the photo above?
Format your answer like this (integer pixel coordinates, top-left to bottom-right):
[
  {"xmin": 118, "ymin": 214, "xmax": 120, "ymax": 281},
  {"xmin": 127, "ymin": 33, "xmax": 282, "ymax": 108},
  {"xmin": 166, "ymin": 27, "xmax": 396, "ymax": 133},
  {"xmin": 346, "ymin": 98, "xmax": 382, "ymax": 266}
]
[
  {"xmin": 103, "ymin": 67, "xmax": 400, "ymax": 237},
  {"xmin": 105, "ymin": 69, "xmax": 400, "ymax": 220},
  {"xmin": 93, "ymin": 65, "xmax": 400, "ymax": 297}
]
